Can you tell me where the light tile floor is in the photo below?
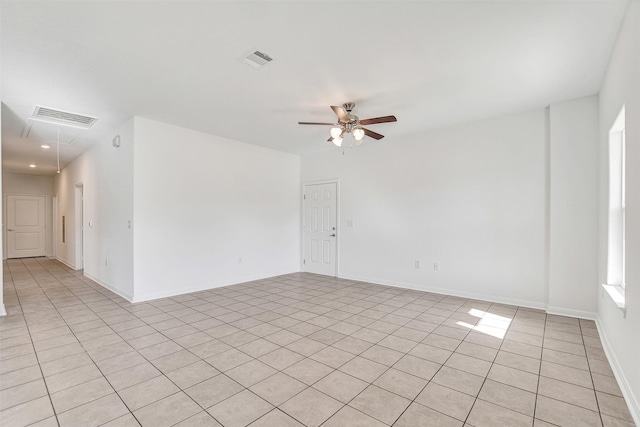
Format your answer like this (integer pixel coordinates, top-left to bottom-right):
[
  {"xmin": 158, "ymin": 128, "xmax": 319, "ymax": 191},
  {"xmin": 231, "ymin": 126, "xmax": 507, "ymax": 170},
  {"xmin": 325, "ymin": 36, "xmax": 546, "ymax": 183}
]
[{"xmin": 0, "ymin": 258, "xmax": 635, "ymax": 427}]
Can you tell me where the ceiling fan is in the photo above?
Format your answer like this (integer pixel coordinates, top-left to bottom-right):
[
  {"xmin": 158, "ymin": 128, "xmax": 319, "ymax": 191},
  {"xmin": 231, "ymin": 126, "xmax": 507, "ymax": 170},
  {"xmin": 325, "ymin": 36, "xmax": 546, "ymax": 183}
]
[{"xmin": 298, "ymin": 102, "xmax": 397, "ymax": 147}]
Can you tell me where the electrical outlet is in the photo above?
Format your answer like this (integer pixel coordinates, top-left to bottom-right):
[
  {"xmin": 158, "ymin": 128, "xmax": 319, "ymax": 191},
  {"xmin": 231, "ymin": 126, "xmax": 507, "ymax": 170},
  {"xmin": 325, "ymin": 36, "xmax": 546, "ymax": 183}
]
[
  {"xmin": 239, "ymin": 257, "xmax": 243, "ymax": 264},
  {"xmin": 415, "ymin": 260, "xmax": 421, "ymax": 268},
  {"xmin": 433, "ymin": 262, "xmax": 439, "ymax": 270}
]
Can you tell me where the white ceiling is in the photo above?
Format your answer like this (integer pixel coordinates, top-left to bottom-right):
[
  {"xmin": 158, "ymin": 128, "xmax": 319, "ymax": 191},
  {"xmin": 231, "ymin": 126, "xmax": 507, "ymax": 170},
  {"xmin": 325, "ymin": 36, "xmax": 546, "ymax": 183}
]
[{"xmin": 1, "ymin": 1, "xmax": 628, "ymax": 175}]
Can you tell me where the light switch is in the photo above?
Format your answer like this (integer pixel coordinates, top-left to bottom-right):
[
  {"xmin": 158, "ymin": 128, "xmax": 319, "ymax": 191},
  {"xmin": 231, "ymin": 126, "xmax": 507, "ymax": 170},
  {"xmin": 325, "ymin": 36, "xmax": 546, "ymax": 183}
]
[{"xmin": 347, "ymin": 220, "xmax": 354, "ymax": 228}]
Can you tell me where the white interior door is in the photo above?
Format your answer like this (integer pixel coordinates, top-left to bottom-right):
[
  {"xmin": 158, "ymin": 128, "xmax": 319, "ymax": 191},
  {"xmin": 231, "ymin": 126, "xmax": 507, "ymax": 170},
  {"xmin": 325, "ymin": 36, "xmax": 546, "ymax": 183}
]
[
  {"xmin": 303, "ymin": 182, "xmax": 337, "ymax": 276},
  {"xmin": 6, "ymin": 195, "xmax": 46, "ymax": 258}
]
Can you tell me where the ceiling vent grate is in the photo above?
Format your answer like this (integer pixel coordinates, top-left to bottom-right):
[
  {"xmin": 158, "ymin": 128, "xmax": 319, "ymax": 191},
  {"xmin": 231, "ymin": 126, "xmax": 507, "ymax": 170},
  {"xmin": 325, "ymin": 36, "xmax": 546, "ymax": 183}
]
[
  {"xmin": 30, "ymin": 105, "xmax": 98, "ymax": 129},
  {"xmin": 244, "ymin": 50, "xmax": 273, "ymax": 68}
]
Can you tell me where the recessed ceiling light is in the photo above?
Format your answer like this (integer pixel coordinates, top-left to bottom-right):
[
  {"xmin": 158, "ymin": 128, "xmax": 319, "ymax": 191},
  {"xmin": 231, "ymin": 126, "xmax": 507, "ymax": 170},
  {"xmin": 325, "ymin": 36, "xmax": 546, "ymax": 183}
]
[
  {"xmin": 41, "ymin": 145, "xmax": 50, "ymax": 149},
  {"xmin": 29, "ymin": 164, "xmax": 37, "ymax": 168}
]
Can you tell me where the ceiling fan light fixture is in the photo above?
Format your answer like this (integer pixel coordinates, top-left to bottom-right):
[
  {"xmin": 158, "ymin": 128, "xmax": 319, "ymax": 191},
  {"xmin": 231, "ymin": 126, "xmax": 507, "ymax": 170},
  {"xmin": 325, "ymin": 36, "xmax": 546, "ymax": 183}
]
[
  {"xmin": 330, "ymin": 127, "xmax": 343, "ymax": 139},
  {"xmin": 298, "ymin": 102, "xmax": 397, "ymax": 148}
]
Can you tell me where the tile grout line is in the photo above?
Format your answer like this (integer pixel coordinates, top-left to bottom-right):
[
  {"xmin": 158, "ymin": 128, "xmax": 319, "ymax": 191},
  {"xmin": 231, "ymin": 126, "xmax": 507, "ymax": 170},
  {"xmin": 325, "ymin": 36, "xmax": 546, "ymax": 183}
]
[
  {"xmin": 30, "ymin": 257, "xmax": 146, "ymax": 426},
  {"xmin": 460, "ymin": 307, "xmax": 517, "ymax": 427},
  {"xmin": 31, "ymin": 258, "xmax": 219, "ymax": 427},
  {"xmin": 158, "ymin": 280, "xmax": 452, "ymax": 425},
  {"xmin": 581, "ymin": 318, "xmax": 605, "ymax": 427},
  {"xmin": 7, "ymin": 258, "xmax": 62, "ymax": 427},
  {"xmin": 11, "ymin": 267, "xmax": 512, "ymax": 425},
  {"xmin": 3, "ymin": 259, "xmax": 632, "ymax": 427},
  {"xmin": 531, "ymin": 308, "xmax": 547, "ymax": 427},
  {"xmin": 32, "ymin": 259, "xmax": 409, "ymax": 425}
]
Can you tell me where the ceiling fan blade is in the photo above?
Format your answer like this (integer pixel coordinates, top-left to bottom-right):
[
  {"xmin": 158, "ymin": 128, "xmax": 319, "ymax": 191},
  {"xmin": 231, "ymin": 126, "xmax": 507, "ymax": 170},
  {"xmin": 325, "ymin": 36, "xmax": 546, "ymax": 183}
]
[
  {"xmin": 363, "ymin": 128, "xmax": 385, "ymax": 140},
  {"xmin": 359, "ymin": 115, "xmax": 397, "ymax": 125},
  {"xmin": 331, "ymin": 105, "xmax": 350, "ymax": 122},
  {"xmin": 298, "ymin": 122, "xmax": 337, "ymax": 125}
]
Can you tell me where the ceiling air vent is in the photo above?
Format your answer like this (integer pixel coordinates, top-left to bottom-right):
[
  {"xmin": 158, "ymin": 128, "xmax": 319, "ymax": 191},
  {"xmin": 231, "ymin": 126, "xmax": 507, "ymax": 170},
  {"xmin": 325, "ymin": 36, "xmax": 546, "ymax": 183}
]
[
  {"xmin": 244, "ymin": 50, "xmax": 273, "ymax": 68},
  {"xmin": 30, "ymin": 105, "xmax": 98, "ymax": 129}
]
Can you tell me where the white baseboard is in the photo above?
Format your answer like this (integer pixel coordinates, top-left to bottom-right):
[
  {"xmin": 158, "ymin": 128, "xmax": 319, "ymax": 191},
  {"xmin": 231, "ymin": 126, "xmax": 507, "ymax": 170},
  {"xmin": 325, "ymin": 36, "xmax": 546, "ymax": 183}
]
[
  {"xmin": 596, "ymin": 317, "xmax": 640, "ymax": 426},
  {"xmin": 339, "ymin": 273, "xmax": 548, "ymax": 312},
  {"xmin": 56, "ymin": 257, "xmax": 77, "ymax": 270},
  {"xmin": 546, "ymin": 306, "xmax": 597, "ymax": 320},
  {"xmin": 0, "ymin": 304, "xmax": 6, "ymax": 316},
  {"xmin": 83, "ymin": 272, "xmax": 134, "ymax": 302},
  {"xmin": 132, "ymin": 269, "xmax": 299, "ymax": 303}
]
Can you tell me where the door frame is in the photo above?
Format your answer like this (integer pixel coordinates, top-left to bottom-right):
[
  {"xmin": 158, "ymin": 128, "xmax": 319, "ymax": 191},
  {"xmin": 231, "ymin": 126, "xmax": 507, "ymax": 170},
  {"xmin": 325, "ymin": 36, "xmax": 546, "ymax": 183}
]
[
  {"xmin": 4, "ymin": 193, "xmax": 47, "ymax": 259},
  {"xmin": 74, "ymin": 183, "xmax": 84, "ymax": 270},
  {"xmin": 301, "ymin": 179, "xmax": 340, "ymax": 277},
  {"xmin": 52, "ymin": 195, "xmax": 57, "ymax": 259}
]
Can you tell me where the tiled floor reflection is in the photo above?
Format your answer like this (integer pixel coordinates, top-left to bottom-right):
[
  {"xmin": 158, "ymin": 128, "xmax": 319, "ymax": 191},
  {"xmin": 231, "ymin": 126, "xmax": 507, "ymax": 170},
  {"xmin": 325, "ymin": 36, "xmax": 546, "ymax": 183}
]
[{"xmin": 0, "ymin": 258, "xmax": 635, "ymax": 426}]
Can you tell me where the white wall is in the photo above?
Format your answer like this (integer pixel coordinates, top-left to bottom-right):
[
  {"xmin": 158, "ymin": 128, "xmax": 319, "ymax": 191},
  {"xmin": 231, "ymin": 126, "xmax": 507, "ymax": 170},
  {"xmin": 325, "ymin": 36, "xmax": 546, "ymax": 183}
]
[
  {"xmin": 3, "ymin": 172, "xmax": 54, "ymax": 259},
  {"xmin": 132, "ymin": 117, "xmax": 300, "ymax": 301},
  {"xmin": 0, "ymin": 104, "xmax": 4, "ymax": 316},
  {"xmin": 54, "ymin": 118, "xmax": 134, "ymax": 299},
  {"xmin": 302, "ymin": 110, "xmax": 548, "ymax": 308},
  {"xmin": 597, "ymin": 2, "xmax": 640, "ymax": 423},
  {"xmin": 547, "ymin": 96, "xmax": 599, "ymax": 316}
]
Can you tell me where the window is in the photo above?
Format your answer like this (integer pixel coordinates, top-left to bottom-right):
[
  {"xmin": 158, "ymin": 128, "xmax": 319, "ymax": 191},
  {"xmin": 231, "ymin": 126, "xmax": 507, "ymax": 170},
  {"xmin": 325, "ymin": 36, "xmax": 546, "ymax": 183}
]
[{"xmin": 604, "ymin": 106, "xmax": 626, "ymax": 312}]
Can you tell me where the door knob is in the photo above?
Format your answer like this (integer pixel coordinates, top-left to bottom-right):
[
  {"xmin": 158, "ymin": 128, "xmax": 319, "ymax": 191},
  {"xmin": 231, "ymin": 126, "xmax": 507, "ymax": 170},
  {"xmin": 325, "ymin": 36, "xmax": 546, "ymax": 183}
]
[
  {"xmin": 7, "ymin": 229, "xmax": 14, "ymax": 231},
  {"xmin": 329, "ymin": 234, "xmax": 336, "ymax": 237}
]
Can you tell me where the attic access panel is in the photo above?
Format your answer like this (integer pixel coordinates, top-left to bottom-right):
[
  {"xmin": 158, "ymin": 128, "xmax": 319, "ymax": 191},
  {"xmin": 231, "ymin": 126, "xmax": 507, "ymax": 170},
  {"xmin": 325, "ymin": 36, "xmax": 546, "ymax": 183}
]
[{"xmin": 22, "ymin": 119, "xmax": 84, "ymax": 144}]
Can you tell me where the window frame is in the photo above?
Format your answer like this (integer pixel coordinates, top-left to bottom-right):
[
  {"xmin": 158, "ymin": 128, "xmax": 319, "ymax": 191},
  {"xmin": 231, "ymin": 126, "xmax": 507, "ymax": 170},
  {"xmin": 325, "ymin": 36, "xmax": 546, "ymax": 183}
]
[{"xmin": 603, "ymin": 106, "xmax": 626, "ymax": 315}]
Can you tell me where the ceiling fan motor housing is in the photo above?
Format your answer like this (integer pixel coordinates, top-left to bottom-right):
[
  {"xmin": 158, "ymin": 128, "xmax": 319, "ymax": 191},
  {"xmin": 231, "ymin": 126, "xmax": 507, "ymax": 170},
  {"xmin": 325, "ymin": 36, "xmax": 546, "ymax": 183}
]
[
  {"xmin": 343, "ymin": 102, "xmax": 356, "ymax": 113},
  {"xmin": 340, "ymin": 103, "xmax": 359, "ymax": 126}
]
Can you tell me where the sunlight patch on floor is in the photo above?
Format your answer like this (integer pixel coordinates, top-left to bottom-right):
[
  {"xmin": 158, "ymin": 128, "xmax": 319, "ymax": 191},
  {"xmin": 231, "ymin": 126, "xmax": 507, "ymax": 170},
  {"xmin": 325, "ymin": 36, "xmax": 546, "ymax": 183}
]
[{"xmin": 456, "ymin": 308, "xmax": 513, "ymax": 339}]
